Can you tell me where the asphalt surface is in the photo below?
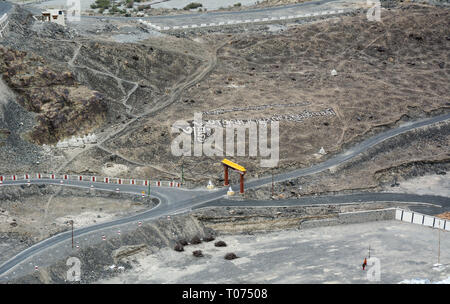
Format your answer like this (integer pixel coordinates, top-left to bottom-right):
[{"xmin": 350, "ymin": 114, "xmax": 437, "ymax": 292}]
[
  {"xmin": 197, "ymin": 193, "xmax": 450, "ymax": 215},
  {"xmin": 139, "ymin": 0, "xmax": 353, "ymax": 29},
  {"xmin": 99, "ymin": 221, "xmax": 450, "ymax": 284},
  {"xmin": 23, "ymin": 0, "xmax": 361, "ymax": 27},
  {"xmin": 245, "ymin": 113, "xmax": 450, "ymax": 188},
  {"xmin": 0, "ymin": 1, "xmax": 12, "ymax": 16},
  {"xmin": 0, "ymin": 113, "xmax": 449, "ymax": 278}
]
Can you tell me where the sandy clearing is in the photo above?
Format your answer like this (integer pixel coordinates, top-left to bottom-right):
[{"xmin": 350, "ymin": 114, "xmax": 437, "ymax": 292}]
[{"xmin": 98, "ymin": 220, "xmax": 450, "ymax": 284}]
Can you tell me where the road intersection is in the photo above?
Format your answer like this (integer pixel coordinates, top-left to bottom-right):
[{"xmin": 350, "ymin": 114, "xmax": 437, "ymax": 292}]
[{"xmin": 0, "ymin": 113, "xmax": 449, "ymax": 279}]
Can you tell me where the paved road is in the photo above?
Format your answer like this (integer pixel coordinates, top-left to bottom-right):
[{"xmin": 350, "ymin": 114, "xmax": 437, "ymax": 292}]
[
  {"xmin": 0, "ymin": 1, "xmax": 12, "ymax": 16},
  {"xmin": 0, "ymin": 112, "xmax": 449, "ymax": 278},
  {"xmin": 138, "ymin": 0, "xmax": 358, "ymax": 28},
  {"xmin": 23, "ymin": 0, "xmax": 364, "ymax": 27},
  {"xmin": 197, "ymin": 193, "xmax": 450, "ymax": 215}
]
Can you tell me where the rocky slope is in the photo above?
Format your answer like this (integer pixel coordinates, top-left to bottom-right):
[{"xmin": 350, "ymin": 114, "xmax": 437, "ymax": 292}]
[
  {"xmin": 0, "ymin": 47, "xmax": 108, "ymax": 144},
  {"xmin": 9, "ymin": 214, "xmax": 212, "ymax": 283}
]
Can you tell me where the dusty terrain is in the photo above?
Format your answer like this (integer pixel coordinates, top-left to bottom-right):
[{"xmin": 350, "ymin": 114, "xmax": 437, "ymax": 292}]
[
  {"xmin": 247, "ymin": 120, "xmax": 450, "ymax": 199},
  {"xmin": 0, "ymin": 47, "xmax": 108, "ymax": 144},
  {"xmin": 385, "ymin": 173, "xmax": 450, "ymax": 197},
  {"xmin": 98, "ymin": 4, "xmax": 449, "ymax": 185},
  {"xmin": 0, "ymin": 5, "xmax": 206, "ymax": 174},
  {"xmin": 8, "ymin": 213, "xmax": 212, "ymax": 283},
  {"xmin": 5, "ymin": 202, "xmax": 448, "ymax": 283},
  {"xmin": 0, "ymin": 1, "xmax": 448, "ymax": 285},
  {"xmin": 97, "ymin": 220, "xmax": 450, "ymax": 284},
  {"xmin": 0, "ymin": 184, "xmax": 157, "ymax": 263},
  {"xmin": 0, "ymin": 4, "xmax": 447, "ymax": 184}
]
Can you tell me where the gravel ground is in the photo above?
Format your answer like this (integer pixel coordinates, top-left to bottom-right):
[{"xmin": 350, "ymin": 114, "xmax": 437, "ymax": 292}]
[{"xmin": 98, "ymin": 220, "xmax": 450, "ymax": 283}]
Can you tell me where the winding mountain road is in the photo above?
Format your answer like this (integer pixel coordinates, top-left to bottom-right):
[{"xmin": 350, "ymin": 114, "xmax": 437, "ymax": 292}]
[
  {"xmin": 22, "ymin": 0, "xmax": 364, "ymax": 30},
  {"xmin": 0, "ymin": 112, "xmax": 449, "ymax": 279},
  {"xmin": 0, "ymin": 2, "xmax": 11, "ymax": 16}
]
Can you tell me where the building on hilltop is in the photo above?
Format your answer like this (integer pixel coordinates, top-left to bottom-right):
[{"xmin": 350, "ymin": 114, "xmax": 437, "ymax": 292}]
[{"xmin": 41, "ymin": 9, "xmax": 65, "ymax": 26}]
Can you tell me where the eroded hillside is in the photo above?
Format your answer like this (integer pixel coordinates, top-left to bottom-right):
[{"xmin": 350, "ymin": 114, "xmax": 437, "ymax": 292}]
[{"xmin": 98, "ymin": 4, "xmax": 449, "ymax": 185}]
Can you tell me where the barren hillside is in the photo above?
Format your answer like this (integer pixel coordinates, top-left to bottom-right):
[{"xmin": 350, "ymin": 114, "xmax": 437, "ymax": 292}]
[{"xmin": 97, "ymin": 4, "xmax": 449, "ymax": 185}]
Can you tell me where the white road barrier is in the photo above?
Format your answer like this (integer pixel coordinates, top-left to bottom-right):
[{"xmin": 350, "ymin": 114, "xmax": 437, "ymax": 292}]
[
  {"xmin": 0, "ymin": 173, "xmax": 184, "ymax": 189},
  {"xmin": 395, "ymin": 209, "xmax": 449, "ymax": 231}
]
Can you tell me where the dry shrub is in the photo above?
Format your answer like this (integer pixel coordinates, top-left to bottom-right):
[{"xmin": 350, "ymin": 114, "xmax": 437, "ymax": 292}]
[
  {"xmin": 174, "ymin": 243, "xmax": 184, "ymax": 252},
  {"xmin": 178, "ymin": 239, "xmax": 189, "ymax": 246},
  {"xmin": 190, "ymin": 236, "xmax": 202, "ymax": 245},
  {"xmin": 203, "ymin": 235, "xmax": 215, "ymax": 242},
  {"xmin": 224, "ymin": 253, "xmax": 238, "ymax": 260},
  {"xmin": 214, "ymin": 241, "xmax": 227, "ymax": 247},
  {"xmin": 192, "ymin": 250, "xmax": 203, "ymax": 257}
]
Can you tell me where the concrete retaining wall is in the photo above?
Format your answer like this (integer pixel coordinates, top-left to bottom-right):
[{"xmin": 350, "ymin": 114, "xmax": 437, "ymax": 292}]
[
  {"xmin": 395, "ymin": 209, "xmax": 449, "ymax": 231},
  {"xmin": 139, "ymin": 9, "xmax": 346, "ymax": 31},
  {"xmin": 300, "ymin": 208, "xmax": 396, "ymax": 229}
]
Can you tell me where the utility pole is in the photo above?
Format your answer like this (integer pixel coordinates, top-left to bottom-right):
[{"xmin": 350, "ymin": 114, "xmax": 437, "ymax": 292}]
[
  {"xmin": 271, "ymin": 172, "xmax": 274, "ymax": 199},
  {"xmin": 181, "ymin": 162, "xmax": 184, "ymax": 185},
  {"xmin": 368, "ymin": 245, "xmax": 371, "ymax": 259},
  {"xmin": 70, "ymin": 220, "xmax": 74, "ymax": 249},
  {"xmin": 148, "ymin": 181, "xmax": 151, "ymax": 197}
]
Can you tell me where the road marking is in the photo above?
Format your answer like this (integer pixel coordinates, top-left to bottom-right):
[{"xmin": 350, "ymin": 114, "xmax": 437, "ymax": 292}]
[{"xmin": 2, "ymin": 113, "xmax": 446, "ymax": 277}]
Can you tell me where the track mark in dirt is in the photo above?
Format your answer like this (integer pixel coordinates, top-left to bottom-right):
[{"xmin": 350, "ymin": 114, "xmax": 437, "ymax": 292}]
[{"xmin": 55, "ymin": 38, "xmax": 230, "ymax": 174}]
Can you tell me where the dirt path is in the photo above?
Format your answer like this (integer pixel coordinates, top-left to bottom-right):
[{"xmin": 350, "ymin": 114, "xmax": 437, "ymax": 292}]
[
  {"xmin": 55, "ymin": 38, "xmax": 230, "ymax": 174},
  {"xmin": 68, "ymin": 41, "xmax": 140, "ymax": 117},
  {"xmin": 39, "ymin": 187, "xmax": 63, "ymax": 239}
]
